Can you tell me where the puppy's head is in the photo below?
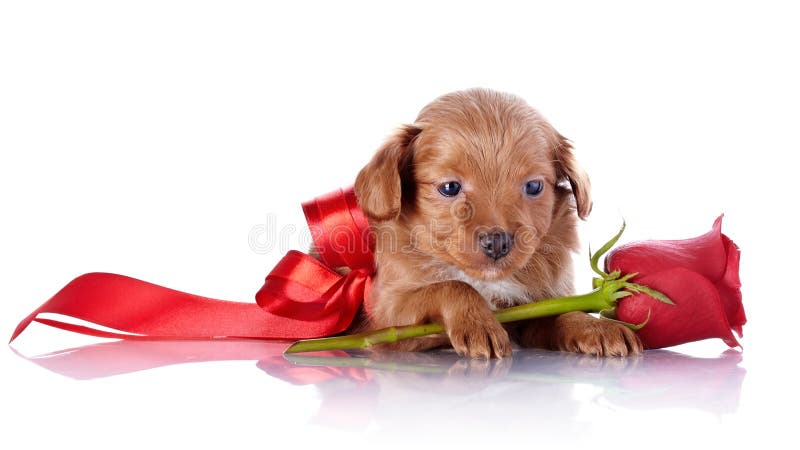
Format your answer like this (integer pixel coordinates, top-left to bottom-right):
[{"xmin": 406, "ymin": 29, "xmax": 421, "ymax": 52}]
[{"xmin": 355, "ymin": 88, "xmax": 590, "ymax": 281}]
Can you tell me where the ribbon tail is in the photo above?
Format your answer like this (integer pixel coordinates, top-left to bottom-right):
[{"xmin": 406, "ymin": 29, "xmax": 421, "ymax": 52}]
[
  {"xmin": 10, "ymin": 310, "xmax": 39, "ymax": 343},
  {"xmin": 9, "ymin": 272, "xmax": 340, "ymax": 343}
]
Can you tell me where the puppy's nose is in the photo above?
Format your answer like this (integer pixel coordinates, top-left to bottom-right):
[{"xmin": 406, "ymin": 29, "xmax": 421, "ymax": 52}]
[{"xmin": 479, "ymin": 230, "xmax": 513, "ymax": 260}]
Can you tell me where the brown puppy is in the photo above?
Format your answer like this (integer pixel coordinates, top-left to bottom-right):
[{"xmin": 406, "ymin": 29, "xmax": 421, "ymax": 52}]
[{"xmin": 352, "ymin": 88, "xmax": 641, "ymax": 358}]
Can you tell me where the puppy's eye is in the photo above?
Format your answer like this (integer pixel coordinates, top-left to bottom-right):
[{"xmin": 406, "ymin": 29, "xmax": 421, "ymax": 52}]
[
  {"xmin": 525, "ymin": 180, "xmax": 544, "ymax": 197},
  {"xmin": 438, "ymin": 181, "xmax": 462, "ymax": 197}
]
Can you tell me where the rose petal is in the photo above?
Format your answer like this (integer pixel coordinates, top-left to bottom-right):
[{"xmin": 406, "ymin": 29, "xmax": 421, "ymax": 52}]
[
  {"xmin": 607, "ymin": 215, "xmax": 727, "ymax": 282},
  {"xmin": 718, "ymin": 233, "xmax": 746, "ymax": 337},
  {"xmin": 617, "ymin": 267, "xmax": 740, "ymax": 349}
]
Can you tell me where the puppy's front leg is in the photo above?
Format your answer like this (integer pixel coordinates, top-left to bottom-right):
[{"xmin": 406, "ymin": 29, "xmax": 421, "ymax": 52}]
[{"xmin": 376, "ymin": 281, "xmax": 512, "ymax": 359}]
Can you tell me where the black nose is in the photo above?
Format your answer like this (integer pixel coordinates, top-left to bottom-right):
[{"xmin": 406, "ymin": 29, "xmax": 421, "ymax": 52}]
[{"xmin": 479, "ymin": 230, "xmax": 513, "ymax": 260}]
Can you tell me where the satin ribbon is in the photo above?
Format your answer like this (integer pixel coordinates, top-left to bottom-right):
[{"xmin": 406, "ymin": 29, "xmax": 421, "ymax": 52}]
[{"xmin": 9, "ymin": 187, "xmax": 374, "ymax": 343}]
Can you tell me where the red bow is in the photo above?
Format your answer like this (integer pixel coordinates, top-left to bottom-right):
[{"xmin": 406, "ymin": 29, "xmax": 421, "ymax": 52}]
[{"xmin": 9, "ymin": 187, "xmax": 374, "ymax": 343}]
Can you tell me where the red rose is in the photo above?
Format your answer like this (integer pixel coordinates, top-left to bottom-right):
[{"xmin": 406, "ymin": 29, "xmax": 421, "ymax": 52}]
[{"xmin": 605, "ymin": 216, "xmax": 745, "ymax": 349}]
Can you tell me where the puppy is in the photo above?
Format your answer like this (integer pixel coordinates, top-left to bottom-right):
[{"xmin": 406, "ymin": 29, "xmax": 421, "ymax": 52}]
[{"xmin": 350, "ymin": 88, "xmax": 641, "ymax": 358}]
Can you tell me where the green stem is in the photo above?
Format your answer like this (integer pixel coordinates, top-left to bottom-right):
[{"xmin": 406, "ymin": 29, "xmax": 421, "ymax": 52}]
[
  {"xmin": 285, "ymin": 288, "xmax": 616, "ymax": 354},
  {"xmin": 286, "ymin": 322, "xmax": 445, "ymax": 354},
  {"xmin": 492, "ymin": 289, "xmax": 615, "ymax": 323}
]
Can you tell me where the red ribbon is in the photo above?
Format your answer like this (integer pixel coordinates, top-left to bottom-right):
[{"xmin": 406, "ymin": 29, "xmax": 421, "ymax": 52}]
[{"xmin": 9, "ymin": 187, "xmax": 374, "ymax": 343}]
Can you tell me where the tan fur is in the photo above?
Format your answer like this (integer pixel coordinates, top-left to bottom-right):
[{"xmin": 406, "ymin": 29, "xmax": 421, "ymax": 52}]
[{"xmin": 348, "ymin": 88, "xmax": 640, "ymax": 358}]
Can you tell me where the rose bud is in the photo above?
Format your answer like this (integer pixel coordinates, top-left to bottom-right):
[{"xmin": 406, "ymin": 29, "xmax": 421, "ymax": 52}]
[{"xmin": 605, "ymin": 215, "xmax": 744, "ymax": 349}]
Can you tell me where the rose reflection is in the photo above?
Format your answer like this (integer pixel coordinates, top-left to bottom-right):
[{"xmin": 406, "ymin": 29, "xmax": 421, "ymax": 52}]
[{"xmin": 13, "ymin": 340, "xmax": 745, "ymax": 425}]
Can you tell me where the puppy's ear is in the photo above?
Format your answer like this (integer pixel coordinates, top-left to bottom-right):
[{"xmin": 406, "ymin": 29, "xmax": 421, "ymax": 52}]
[
  {"xmin": 551, "ymin": 132, "xmax": 592, "ymax": 220},
  {"xmin": 355, "ymin": 124, "xmax": 422, "ymax": 221}
]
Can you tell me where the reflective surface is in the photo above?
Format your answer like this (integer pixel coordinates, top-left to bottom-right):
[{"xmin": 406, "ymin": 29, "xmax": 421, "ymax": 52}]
[
  {"xmin": 18, "ymin": 340, "xmax": 746, "ymax": 419},
  {"xmin": 5, "ymin": 332, "xmax": 783, "ymax": 449}
]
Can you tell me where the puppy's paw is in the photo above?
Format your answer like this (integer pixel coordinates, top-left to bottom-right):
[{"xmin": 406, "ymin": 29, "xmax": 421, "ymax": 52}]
[
  {"xmin": 445, "ymin": 315, "xmax": 512, "ymax": 359},
  {"xmin": 553, "ymin": 312, "xmax": 643, "ymax": 357}
]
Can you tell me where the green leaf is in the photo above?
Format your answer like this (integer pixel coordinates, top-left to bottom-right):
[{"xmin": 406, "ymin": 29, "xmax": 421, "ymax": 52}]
[
  {"xmin": 618, "ymin": 272, "xmax": 638, "ymax": 283},
  {"xmin": 599, "ymin": 309, "xmax": 617, "ymax": 319},
  {"xmin": 601, "ymin": 308, "xmax": 651, "ymax": 331},
  {"xmin": 611, "ymin": 291, "xmax": 633, "ymax": 300},
  {"xmin": 625, "ymin": 283, "xmax": 675, "ymax": 305},
  {"xmin": 589, "ymin": 220, "xmax": 626, "ymax": 277}
]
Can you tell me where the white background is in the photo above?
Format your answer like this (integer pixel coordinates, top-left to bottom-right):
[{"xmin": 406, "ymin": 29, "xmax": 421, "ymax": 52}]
[{"xmin": 1, "ymin": 1, "xmax": 798, "ymax": 449}]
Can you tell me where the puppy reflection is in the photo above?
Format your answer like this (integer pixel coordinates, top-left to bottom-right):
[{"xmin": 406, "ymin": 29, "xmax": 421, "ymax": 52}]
[{"xmin": 348, "ymin": 88, "xmax": 640, "ymax": 358}]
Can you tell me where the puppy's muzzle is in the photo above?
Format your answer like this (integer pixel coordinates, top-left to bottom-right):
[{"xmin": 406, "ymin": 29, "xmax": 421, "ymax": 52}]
[{"xmin": 479, "ymin": 229, "xmax": 513, "ymax": 260}]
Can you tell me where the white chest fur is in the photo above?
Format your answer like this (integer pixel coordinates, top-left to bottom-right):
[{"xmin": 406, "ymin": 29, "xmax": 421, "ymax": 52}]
[{"xmin": 443, "ymin": 266, "xmax": 531, "ymax": 310}]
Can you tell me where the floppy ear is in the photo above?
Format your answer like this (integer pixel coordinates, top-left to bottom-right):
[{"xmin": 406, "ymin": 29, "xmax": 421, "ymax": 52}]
[
  {"xmin": 354, "ymin": 124, "xmax": 422, "ymax": 221},
  {"xmin": 551, "ymin": 132, "xmax": 592, "ymax": 220}
]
